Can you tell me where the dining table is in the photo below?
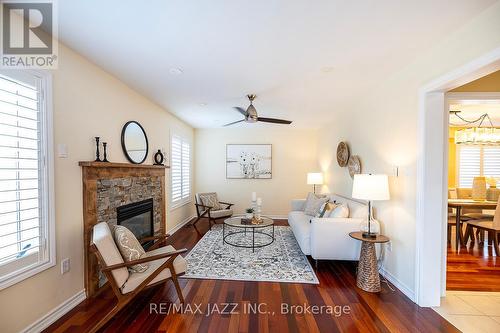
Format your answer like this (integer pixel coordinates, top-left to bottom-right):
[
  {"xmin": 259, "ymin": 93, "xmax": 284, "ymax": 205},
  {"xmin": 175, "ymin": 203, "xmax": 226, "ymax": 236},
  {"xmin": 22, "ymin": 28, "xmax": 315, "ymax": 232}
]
[{"xmin": 448, "ymin": 199, "xmax": 498, "ymax": 251}]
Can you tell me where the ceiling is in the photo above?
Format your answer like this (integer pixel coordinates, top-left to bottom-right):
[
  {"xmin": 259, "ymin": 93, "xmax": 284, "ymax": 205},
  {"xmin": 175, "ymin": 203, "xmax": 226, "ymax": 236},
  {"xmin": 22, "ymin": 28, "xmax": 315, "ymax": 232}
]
[
  {"xmin": 450, "ymin": 103, "xmax": 500, "ymax": 127},
  {"xmin": 58, "ymin": 0, "xmax": 498, "ymax": 128}
]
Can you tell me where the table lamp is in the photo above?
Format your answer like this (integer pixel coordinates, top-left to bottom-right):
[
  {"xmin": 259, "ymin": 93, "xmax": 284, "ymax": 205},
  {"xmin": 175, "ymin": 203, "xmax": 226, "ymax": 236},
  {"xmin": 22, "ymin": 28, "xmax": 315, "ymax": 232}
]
[
  {"xmin": 307, "ymin": 172, "xmax": 323, "ymax": 194},
  {"xmin": 352, "ymin": 174, "xmax": 390, "ymax": 238}
]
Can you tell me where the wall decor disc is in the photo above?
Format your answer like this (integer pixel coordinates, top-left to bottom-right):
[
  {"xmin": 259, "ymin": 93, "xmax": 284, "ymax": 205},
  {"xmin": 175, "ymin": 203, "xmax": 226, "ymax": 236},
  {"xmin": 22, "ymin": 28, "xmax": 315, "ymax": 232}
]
[
  {"xmin": 337, "ymin": 141, "xmax": 350, "ymax": 167},
  {"xmin": 347, "ymin": 155, "xmax": 361, "ymax": 178}
]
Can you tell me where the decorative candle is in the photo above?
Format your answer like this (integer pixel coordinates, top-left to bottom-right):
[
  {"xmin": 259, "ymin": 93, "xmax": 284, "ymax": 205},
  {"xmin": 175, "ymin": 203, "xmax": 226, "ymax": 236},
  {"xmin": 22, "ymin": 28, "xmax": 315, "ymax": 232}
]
[{"xmin": 252, "ymin": 192, "xmax": 257, "ymax": 201}]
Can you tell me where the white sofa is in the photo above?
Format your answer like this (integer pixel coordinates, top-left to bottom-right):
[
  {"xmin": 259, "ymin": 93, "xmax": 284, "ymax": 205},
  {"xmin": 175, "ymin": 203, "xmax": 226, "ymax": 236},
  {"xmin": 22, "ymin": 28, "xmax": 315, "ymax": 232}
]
[{"xmin": 288, "ymin": 193, "xmax": 380, "ymax": 260}]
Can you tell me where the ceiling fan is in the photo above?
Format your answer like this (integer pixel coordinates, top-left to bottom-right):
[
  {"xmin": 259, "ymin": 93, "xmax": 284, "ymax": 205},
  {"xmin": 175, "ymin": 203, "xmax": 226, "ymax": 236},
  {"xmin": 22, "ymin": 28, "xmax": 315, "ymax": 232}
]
[{"xmin": 224, "ymin": 94, "xmax": 292, "ymax": 127}]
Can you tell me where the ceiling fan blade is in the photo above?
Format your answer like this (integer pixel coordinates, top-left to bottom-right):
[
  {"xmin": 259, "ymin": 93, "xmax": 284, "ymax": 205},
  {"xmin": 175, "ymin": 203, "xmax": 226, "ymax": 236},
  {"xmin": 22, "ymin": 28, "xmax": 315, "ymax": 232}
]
[
  {"xmin": 223, "ymin": 119, "xmax": 246, "ymax": 127},
  {"xmin": 234, "ymin": 107, "xmax": 247, "ymax": 116},
  {"xmin": 257, "ymin": 117, "xmax": 292, "ymax": 124}
]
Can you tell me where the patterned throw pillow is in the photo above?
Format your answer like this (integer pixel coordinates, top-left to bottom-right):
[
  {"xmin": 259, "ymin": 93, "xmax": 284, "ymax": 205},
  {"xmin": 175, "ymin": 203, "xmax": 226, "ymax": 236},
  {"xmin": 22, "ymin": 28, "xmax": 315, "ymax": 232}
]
[
  {"xmin": 199, "ymin": 192, "xmax": 222, "ymax": 210},
  {"xmin": 113, "ymin": 226, "xmax": 149, "ymax": 273},
  {"xmin": 304, "ymin": 192, "xmax": 329, "ymax": 216},
  {"xmin": 319, "ymin": 202, "xmax": 339, "ymax": 218}
]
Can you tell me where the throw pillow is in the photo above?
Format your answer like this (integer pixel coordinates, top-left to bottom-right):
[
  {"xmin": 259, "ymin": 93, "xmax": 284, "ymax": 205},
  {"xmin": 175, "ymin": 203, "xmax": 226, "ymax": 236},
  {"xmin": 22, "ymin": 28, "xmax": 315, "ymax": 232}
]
[
  {"xmin": 304, "ymin": 192, "xmax": 329, "ymax": 216},
  {"xmin": 329, "ymin": 203, "xmax": 349, "ymax": 218},
  {"xmin": 320, "ymin": 202, "xmax": 340, "ymax": 218},
  {"xmin": 315, "ymin": 201, "xmax": 329, "ymax": 218},
  {"xmin": 199, "ymin": 192, "xmax": 222, "ymax": 210},
  {"xmin": 113, "ymin": 226, "xmax": 149, "ymax": 273}
]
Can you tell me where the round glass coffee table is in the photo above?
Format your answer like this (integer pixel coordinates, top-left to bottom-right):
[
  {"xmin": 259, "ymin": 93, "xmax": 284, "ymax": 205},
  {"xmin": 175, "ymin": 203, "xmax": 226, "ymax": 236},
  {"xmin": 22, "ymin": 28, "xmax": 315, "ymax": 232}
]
[{"xmin": 223, "ymin": 216, "xmax": 274, "ymax": 252}]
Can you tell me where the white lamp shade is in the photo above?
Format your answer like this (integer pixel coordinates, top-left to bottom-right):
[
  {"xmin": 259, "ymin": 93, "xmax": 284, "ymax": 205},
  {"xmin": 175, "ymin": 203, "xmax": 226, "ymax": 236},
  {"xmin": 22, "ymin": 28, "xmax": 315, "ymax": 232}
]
[
  {"xmin": 352, "ymin": 174, "xmax": 390, "ymax": 201},
  {"xmin": 307, "ymin": 172, "xmax": 323, "ymax": 185}
]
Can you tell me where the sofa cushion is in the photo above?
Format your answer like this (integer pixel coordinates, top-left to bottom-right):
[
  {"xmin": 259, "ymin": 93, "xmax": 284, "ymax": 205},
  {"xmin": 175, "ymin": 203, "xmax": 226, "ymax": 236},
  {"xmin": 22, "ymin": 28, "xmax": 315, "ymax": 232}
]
[
  {"xmin": 287, "ymin": 211, "xmax": 311, "ymax": 255},
  {"xmin": 113, "ymin": 225, "xmax": 149, "ymax": 273},
  {"xmin": 304, "ymin": 192, "xmax": 329, "ymax": 216},
  {"xmin": 92, "ymin": 222, "xmax": 129, "ymax": 288},
  {"xmin": 121, "ymin": 245, "xmax": 187, "ymax": 294}
]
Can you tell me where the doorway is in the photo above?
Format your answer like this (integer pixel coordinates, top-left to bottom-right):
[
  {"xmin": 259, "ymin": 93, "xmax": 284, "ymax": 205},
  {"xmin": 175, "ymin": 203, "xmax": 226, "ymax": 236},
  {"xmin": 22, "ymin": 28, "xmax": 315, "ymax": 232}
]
[{"xmin": 416, "ymin": 47, "xmax": 500, "ymax": 307}]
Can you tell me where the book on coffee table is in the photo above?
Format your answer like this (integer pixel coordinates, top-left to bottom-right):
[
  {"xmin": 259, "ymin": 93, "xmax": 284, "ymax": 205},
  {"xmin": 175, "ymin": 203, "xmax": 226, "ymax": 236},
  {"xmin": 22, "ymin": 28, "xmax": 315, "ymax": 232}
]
[{"xmin": 241, "ymin": 218, "xmax": 252, "ymax": 225}]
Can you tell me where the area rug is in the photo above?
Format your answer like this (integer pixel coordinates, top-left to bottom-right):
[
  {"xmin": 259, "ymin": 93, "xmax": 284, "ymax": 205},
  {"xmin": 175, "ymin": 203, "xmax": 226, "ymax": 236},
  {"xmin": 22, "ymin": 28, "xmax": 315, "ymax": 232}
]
[{"xmin": 181, "ymin": 225, "xmax": 319, "ymax": 284}]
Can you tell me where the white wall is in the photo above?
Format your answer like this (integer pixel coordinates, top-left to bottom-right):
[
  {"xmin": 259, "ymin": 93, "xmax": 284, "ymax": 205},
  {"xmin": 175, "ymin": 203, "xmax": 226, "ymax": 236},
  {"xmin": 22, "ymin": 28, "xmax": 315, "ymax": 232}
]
[
  {"xmin": 0, "ymin": 43, "xmax": 195, "ymax": 332},
  {"xmin": 195, "ymin": 128, "xmax": 318, "ymax": 216},
  {"xmin": 318, "ymin": 1, "xmax": 500, "ymax": 299}
]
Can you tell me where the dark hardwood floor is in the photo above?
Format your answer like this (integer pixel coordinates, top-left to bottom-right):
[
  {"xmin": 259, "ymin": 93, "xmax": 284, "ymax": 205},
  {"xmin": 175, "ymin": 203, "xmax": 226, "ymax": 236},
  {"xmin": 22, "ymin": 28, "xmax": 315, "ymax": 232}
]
[
  {"xmin": 446, "ymin": 229, "xmax": 500, "ymax": 291},
  {"xmin": 46, "ymin": 219, "xmax": 458, "ymax": 333}
]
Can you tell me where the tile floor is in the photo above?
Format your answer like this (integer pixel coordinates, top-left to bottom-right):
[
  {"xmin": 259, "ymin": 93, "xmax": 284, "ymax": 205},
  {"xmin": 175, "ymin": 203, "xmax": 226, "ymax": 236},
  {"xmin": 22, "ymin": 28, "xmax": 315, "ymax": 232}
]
[{"xmin": 432, "ymin": 291, "xmax": 500, "ymax": 332}]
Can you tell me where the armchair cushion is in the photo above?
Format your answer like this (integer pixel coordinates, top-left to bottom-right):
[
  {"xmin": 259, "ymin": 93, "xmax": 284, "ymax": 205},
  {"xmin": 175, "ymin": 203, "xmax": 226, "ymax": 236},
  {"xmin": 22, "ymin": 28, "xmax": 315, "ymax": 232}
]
[
  {"xmin": 210, "ymin": 209, "xmax": 233, "ymax": 218},
  {"xmin": 113, "ymin": 226, "xmax": 149, "ymax": 273},
  {"xmin": 92, "ymin": 222, "xmax": 129, "ymax": 288},
  {"xmin": 121, "ymin": 245, "xmax": 187, "ymax": 294},
  {"xmin": 198, "ymin": 192, "xmax": 222, "ymax": 210}
]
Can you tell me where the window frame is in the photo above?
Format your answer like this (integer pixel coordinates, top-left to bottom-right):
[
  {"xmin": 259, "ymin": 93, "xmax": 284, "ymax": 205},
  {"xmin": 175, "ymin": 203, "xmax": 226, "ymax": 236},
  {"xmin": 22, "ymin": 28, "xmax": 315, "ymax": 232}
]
[
  {"xmin": 169, "ymin": 133, "xmax": 192, "ymax": 210},
  {"xmin": 0, "ymin": 69, "xmax": 55, "ymax": 290},
  {"xmin": 456, "ymin": 144, "xmax": 500, "ymax": 188}
]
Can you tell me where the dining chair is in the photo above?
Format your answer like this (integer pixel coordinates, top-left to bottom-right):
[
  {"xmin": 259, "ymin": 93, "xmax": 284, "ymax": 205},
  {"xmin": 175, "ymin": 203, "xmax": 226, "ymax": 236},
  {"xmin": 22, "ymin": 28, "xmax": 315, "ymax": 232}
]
[{"xmin": 464, "ymin": 196, "xmax": 500, "ymax": 255}]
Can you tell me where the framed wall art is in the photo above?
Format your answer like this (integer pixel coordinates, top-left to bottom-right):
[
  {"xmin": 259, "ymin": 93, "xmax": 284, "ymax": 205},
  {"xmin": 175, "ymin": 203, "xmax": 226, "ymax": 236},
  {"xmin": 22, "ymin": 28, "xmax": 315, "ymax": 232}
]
[{"xmin": 226, "ymin": 144, "xmax": 272, "ymax": 179}]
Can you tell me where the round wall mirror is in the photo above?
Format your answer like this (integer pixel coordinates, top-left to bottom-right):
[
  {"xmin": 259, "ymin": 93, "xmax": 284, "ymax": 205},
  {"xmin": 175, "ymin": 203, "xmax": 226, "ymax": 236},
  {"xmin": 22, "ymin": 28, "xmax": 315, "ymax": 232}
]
[{"xmin": 121, "ymin": 121, "xmax": 148, "ymax": 164}]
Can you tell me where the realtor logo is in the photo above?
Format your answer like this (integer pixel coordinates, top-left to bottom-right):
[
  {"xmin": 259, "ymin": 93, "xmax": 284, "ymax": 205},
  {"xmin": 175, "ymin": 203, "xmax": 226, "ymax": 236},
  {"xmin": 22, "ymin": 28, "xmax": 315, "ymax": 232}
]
[{"xmin": 1, "ymin": 0, "xmax": 58, "ymax": 68}]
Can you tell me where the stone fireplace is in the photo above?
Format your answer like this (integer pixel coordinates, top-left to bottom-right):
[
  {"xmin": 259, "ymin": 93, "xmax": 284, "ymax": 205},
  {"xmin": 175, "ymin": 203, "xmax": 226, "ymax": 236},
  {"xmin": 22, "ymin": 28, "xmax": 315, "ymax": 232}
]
[{"xmin": 79, "ymin": 161, "xmax": 168, "ymax": 297}]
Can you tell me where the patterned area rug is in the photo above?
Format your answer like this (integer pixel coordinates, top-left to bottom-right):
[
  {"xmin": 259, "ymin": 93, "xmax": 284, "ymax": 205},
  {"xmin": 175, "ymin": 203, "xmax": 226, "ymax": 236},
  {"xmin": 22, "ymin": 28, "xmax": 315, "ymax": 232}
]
[{"xmin": 181, "ymin": 225, "xmax": 319, "ymax": 284}]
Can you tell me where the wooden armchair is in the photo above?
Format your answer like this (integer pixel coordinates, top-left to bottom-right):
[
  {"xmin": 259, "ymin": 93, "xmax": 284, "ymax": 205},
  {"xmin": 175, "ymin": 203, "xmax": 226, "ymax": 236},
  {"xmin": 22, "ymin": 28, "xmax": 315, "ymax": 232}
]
[
  {"xmin": 89, "ymin": 222, "xmax": 187, "ymax": 333},
  {"xmin": 192, "ymin": 192, "xmax": 234, "ymax": 229}
]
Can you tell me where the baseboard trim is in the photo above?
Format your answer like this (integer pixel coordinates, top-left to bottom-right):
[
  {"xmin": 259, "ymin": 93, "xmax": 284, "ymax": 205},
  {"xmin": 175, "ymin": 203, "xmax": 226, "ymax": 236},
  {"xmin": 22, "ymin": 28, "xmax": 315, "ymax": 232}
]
[
  {"xmin": 21, "ymin": 289, "xmax": 86, "ymax": 333},
  {"xmin": 265, "ymin": 215, "xmax": 288, "ymax": 220},
  {"xmin": 168, "ymin": 215, "xmax": 196, "ymax": 235},
  {"xmin": 379, "ymin": 268, "xmax": 415, "ymax": 302}
]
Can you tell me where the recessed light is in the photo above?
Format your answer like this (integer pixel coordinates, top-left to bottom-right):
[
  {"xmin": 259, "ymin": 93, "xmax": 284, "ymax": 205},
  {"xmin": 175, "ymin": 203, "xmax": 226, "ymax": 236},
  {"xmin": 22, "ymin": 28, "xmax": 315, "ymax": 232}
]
[
  {"xmin": 199, "ymin": 103, "xmax": 207, "ymax": 107},
  {"xmin": 321, "ymin": 66, "xmax": 334, "ymax": 73},
  {"xmin": 169, "ymin": 67, "xmax": 183, "ymax": 75}
]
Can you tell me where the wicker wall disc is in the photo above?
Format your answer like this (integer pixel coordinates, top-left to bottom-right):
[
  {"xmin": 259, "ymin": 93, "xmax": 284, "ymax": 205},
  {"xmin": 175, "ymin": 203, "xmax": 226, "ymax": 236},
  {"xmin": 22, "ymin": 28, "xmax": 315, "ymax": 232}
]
[
  {"xmin": 336, "ymin": 142, "xmax": 350, "ymax": 167},
  {"xmin": 347, "ymin": 155, "xmax": 361, "ymax": 178}
]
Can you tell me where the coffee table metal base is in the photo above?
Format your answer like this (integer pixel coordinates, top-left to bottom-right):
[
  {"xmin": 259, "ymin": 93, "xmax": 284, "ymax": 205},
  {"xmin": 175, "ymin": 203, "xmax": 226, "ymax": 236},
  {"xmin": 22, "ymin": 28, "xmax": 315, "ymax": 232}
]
[{"xmin": 223, "ymin": 223, "xmax": 275, "ymax": 252}]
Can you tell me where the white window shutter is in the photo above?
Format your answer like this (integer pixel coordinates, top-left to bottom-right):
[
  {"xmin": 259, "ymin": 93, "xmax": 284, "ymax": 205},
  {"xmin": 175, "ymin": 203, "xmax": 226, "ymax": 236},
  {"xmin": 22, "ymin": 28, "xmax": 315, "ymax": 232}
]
[
  {"xmin": 0, "ymin": 71, "xmax": 52, "ymax": 287},
  {"xmin": 171, "ymin": 135, "xmax": 191, "ymax": 206},
  {"xmin": 458, "ymin": 146, "xmax": 481, "ymax": 188}
]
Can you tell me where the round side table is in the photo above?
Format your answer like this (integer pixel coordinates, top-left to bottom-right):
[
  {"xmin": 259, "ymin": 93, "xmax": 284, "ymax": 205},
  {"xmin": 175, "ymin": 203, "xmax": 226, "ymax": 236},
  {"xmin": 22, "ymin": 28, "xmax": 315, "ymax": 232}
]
[{"xmin": 349, "ymin": 231, "xmax": 390, "ymax": 293}]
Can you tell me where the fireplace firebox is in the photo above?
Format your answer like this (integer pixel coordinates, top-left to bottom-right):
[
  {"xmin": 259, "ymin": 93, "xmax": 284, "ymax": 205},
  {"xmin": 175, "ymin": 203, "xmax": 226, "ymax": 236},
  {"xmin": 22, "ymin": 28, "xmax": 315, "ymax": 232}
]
[{"xmin": 117, "ymin": 198, "xmax": 154, "ymax": 249}]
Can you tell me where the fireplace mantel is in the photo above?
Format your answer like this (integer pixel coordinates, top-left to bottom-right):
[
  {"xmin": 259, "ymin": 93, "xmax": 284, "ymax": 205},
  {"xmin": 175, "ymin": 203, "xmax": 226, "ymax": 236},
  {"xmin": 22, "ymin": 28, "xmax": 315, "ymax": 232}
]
[
  {"xmin": 79, "ymin": 161, "xmax": 168, "ymax": 297},
  {"xmin": 78, "ymin": 161, "xmax": 169, "ymax": 169}
]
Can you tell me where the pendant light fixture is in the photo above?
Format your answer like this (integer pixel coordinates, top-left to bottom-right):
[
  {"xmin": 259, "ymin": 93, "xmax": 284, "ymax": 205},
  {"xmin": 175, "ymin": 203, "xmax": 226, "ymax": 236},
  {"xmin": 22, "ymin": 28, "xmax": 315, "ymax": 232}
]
[{"xmin": 451, "ymin": 111, "xmax": 500, "ymax": 145}]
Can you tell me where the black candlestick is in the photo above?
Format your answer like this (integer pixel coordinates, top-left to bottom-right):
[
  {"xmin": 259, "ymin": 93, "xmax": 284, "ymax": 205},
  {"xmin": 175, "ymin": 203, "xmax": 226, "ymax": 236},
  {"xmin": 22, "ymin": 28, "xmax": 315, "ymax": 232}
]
[
  {"xmin": 102, "ymin": 142, "xmax": 109, "ymax": 162},
  {"xmin": 94, "ymin": 137, "xmax": 101, "ymax": 162}
]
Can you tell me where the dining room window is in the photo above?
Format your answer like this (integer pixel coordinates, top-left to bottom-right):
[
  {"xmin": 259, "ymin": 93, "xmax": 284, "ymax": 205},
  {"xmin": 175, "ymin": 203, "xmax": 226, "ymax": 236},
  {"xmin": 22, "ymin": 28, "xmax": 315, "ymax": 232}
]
[{"xmin": 458, "ymin": 145, "xmax": 500, "ymax": 188}]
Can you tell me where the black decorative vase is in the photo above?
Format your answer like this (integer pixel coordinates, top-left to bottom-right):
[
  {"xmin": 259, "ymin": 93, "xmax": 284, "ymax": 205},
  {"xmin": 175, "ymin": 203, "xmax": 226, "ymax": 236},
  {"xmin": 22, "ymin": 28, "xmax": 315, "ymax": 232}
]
[
  {"xmin": 153, "ymin": 149, "xmax": 164, "ymax": 165},
  {"xmin": 94, "ymin": 137, "xmax": 101, "ymax": 162},
  {"xmin": 102, "ymin": 142, "xmax": 109, "ymax": 162}
]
